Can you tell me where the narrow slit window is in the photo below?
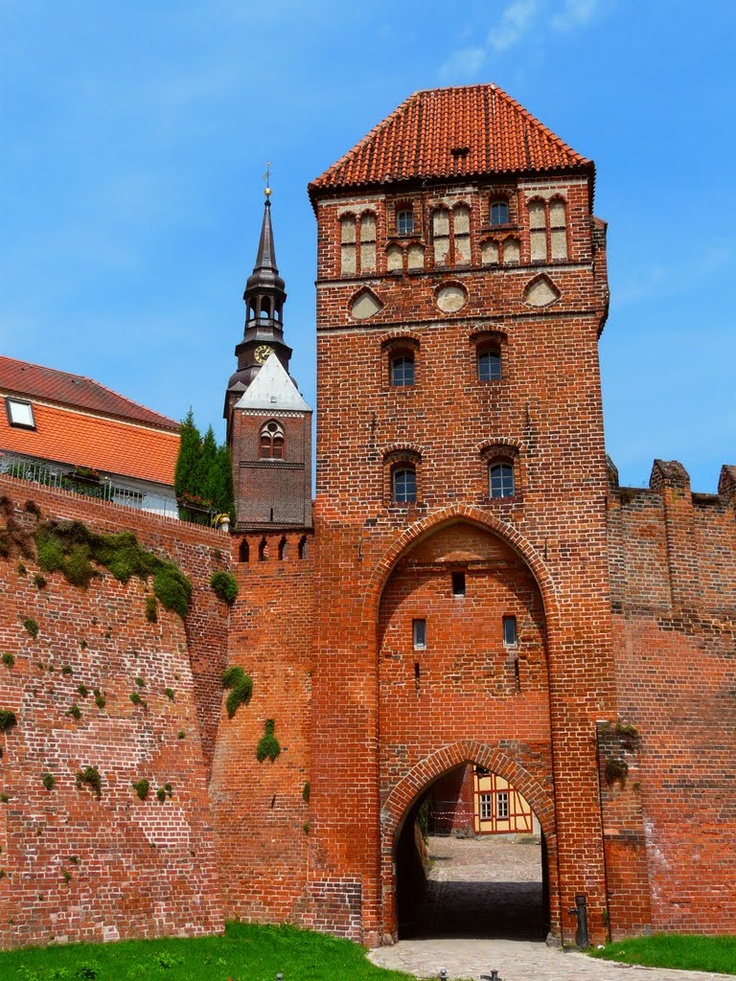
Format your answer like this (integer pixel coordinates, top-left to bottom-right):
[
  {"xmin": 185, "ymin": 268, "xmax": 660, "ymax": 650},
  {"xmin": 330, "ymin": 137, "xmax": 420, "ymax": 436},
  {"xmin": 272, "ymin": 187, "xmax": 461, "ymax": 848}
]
[
  {"xmin": 503, "ymin": 615, "xmax": 517, "ymax": 647},
  {"xmin": 413, "ymin": 618, "xmax": 426, "ymax": 650},
  {"xmin": 452, "ymin": 571, "xmax": 466, "ymax": 596}
]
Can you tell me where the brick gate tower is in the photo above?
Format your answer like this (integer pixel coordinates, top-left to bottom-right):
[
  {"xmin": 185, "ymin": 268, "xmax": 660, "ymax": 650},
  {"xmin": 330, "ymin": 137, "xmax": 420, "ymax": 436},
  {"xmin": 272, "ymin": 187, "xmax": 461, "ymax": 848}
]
[{"xmin": 306, "ymin": 84, "xmax": 615, "ymax": 946}]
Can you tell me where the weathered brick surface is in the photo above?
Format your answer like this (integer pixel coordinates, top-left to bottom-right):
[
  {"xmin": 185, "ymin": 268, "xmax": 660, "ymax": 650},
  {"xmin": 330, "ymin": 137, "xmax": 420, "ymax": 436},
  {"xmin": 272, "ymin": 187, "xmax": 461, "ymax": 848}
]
[
  {"xmin": 0, "ymin": 475, "xmax": 228, "ymax": 947},
  {"xmin": 606, "ymin": 467, "xmax": 736, "ymax": 935}
]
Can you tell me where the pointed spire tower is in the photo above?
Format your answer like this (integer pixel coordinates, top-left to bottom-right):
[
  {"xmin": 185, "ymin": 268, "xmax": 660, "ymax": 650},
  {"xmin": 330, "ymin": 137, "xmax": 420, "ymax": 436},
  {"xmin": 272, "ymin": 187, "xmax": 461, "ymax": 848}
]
[{"xmin": 225, "ymin": 184, "xmax": 312, "ymax": 531}]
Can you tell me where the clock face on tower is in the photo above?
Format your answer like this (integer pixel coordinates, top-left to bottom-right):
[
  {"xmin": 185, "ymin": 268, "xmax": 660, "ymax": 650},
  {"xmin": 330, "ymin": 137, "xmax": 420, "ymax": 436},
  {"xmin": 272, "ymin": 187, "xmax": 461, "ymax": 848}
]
[{"xmin": 254, "ymin": 344, "xmax": 273, "ymax": 365}]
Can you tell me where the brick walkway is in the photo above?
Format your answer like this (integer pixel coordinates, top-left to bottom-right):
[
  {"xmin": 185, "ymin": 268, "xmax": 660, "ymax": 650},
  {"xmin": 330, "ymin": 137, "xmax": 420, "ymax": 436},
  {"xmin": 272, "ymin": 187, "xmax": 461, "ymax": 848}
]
[{"xmin": 368, "ymin": 836, "xmax": 733, "ymax": 981}]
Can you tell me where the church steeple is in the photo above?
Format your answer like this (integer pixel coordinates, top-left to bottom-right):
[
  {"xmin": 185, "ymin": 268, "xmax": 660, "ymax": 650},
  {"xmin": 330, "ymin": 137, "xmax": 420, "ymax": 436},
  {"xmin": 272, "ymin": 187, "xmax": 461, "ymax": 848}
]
[{"xmin": 225, "ymin": 189, "xmax": 293, "ymax": 430}]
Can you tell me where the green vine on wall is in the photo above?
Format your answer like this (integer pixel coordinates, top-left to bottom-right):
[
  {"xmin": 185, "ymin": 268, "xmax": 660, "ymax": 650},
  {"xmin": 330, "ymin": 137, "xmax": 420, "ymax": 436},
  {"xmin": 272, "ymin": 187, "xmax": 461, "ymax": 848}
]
[
  {"xmin": 256, "ymin": 719, "xmax": 281, "ymax": 763},
  {"xmin": 221, "ymin": 666, "xmax": 253, "ymax": 719},
  {"xmin": 34, "ymin": 520, "xmax": 192, "ymax": 619}
]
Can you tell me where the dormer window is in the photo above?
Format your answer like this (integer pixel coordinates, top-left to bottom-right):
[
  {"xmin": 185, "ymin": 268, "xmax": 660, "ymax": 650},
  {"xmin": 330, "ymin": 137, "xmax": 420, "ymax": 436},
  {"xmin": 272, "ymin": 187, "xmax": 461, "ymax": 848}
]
[
  {"xmin": 5, "ymin": 398, "xmax": 35, "ymax": 430},
  {"xmin": 396, "ymin": 210, "xmax": 415, "ymax": 236}
]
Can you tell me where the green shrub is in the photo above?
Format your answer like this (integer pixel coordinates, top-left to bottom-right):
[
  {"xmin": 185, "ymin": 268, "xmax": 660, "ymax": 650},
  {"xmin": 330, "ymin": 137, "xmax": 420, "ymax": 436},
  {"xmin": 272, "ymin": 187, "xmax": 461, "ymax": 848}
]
[
  {"xmin": 135, "ymin": 676, "xmax": 145, "ymax": 687},
  {"xmin": 129, "ymin": 692, "xmax": 146, "ymax": 708},
  {"xmin": 145, "ymin": 595, "xmax": 158, "ymax": 622},
  {"xmin": 156, "ymin": 787, "xmax": 167, "ymax": 802},
  {"xmin": 77, "ymin": 684, "xmax": 89, "ymax": 697},
  {"xmin": 67, "ymin": 704, "xmax": 82, "ymax": 721},
  {"xmin": 1, "ymin": 653, "xmax": 14, "ymax": 668},
  {"xmin": 0, "ymin": 709, "xmax": 18, "ymax": 732},
  {"xmin": 132, "ymin": 778, "xmax": 150, "ymax": 801},
  {"xmin": 210, "ymin": 570, "xmax": 238, "ymax": 606},
  {"xmin": 164, "ymin": 687, "xmax": 175, "ymax": 701},
  {"xmin": 42, "ymin": 772, "xmax": 55, "ymax": 791},
  {"xmin": 75, "ymin": 766, "xmax": 102, "ymax": 797},
  {"xmin": 64, "ymin": 546, "xmax": 95, "ymax": 587},
  {"xmin": 23, "ymin": 617, "xmax": 39, "ymax": 638},
  {"xmin": 93, "ymin": 689, "xmax": 106, "ymax": 709},
  {"xmin": 256, "ymin": 719, "xmax": 281, "ymax": 763},
  {"xmin": 302, "ymin": 782, "xmax": 310, "ymax": 803},
  {"xmin": 222, "ymin": 665, "xmax": 253, "ymax": 719},
  {"xmin": 153, "ymin": 565, "xmax": 192, "ymax": 618},
  {"xmin": 33, "ymin": 573, "xmax": 47, "ymax": 589}
]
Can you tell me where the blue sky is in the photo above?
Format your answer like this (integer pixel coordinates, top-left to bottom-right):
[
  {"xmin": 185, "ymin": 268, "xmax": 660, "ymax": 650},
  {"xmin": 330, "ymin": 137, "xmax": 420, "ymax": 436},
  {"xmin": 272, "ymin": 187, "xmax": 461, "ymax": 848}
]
[{"xmin": 2, "ymin": 1, "xmax": 734, "ymax": 491}]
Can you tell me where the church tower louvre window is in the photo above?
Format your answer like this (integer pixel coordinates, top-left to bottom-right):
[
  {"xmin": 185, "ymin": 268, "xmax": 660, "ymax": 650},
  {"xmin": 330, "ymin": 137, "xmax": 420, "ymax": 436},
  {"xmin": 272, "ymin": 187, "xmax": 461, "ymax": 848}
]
[{"xmin": 223, "ymin": 183, "xmax": 312, "ymax": 532}]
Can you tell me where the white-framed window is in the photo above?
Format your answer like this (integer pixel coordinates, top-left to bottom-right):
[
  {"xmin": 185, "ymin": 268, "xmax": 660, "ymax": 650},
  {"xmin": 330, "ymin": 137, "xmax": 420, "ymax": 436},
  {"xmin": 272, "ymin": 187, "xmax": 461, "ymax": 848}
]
[
  {"xmin": 490, "ymin": 461, "xmax": 515, "ymax": 498},
  {"xmin": 479, "ymin": 792, "xmax": 492, "ymax": 821},
  {"xmin": 497, "ymin": 791, "xmax": 510, "ymax": 820},
  {"xmin": 260, "ymin": 420, "xmax": 285, "ymax": 459},
  {"xmin": 393, "ymin": 467, "xmax": 417, "ymax": 503},
  {"xmin": 397, "ymin": 209, "xmax": 415, "ymax": 236},
  {"xmin": 5, "ymin": 398, "xmax": 36, "ymax": 429}
]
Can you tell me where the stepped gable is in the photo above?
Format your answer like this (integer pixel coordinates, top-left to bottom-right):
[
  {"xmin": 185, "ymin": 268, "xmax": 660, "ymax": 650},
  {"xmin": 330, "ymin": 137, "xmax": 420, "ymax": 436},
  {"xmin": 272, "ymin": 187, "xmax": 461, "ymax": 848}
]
[
  {"xmin": 0, "ymin": 354, "xmax": 178, "ymax": 430},
  {"xmin": 309, "ymin": 83, "xmax": 593, "ymax": 197}
]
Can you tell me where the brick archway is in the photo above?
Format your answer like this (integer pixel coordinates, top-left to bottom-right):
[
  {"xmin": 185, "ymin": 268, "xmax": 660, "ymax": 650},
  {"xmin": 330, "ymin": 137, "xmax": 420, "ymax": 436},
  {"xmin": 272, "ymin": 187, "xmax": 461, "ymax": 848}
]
[
  {"xmin": 379, "ymin": 739, "xmax": 558, "ymax": 942},
  {"xmin": 361, "ymin": 505, "xmax": 558, "ymax": 634}
]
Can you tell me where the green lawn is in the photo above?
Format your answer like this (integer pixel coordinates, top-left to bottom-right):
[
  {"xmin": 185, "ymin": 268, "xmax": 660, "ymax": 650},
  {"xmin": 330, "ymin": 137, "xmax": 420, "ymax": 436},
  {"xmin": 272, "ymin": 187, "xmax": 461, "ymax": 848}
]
[
  {"xmin": 0, "ymin": 923, "xmax": 416, "ymax": 981},
  {"xmin": 589, "ymin": 933, "xmax": 736, "ymax": 975}
]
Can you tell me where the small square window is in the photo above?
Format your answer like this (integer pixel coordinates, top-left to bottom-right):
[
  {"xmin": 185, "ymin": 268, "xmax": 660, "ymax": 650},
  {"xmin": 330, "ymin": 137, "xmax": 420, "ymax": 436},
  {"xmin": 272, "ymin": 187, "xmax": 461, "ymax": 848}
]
[
  {"xmin": 5, "ymin": 398, "xmax": 36, "ymax": 429},
  {"xmin": 413, "ymin": 618, "xmax": 426, "ymax": 650},
  {"xmin": 397, "ymin": 210, "xmax": 415, "ymax": 236},
  {"xmin": 452, "ymin": 571, "xmax": 466, "ymax": 596},
  {"xmin": 503, "ymin": 615, "xmax": 517, "ymax": 647}
]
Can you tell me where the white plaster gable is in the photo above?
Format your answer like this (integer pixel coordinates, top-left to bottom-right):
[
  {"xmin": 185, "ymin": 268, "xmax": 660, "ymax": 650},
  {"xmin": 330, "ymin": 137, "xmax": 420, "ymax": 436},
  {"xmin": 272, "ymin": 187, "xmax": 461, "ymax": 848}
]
[{"xmin": 233, "ymin": 353, "xmax": 310, "ymax": 412}]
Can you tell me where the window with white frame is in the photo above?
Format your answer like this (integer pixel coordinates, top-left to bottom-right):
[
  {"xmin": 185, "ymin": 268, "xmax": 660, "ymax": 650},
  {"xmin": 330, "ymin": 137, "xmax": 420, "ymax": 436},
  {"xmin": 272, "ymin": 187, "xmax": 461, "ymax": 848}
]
[
  {"xmin": 5, "ymin": 398, "xmax": 36, "ymax": 429},
  {"xmin": 490, "ymin": 461, "xmax": 515, "ymax": 498}
]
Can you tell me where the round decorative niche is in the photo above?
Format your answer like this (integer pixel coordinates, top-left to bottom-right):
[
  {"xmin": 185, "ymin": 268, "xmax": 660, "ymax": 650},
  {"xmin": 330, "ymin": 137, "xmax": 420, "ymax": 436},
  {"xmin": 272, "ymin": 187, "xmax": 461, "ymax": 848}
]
[{"xmin": 435, "ymin": 283, "xmax": 467, "ymax": 313}]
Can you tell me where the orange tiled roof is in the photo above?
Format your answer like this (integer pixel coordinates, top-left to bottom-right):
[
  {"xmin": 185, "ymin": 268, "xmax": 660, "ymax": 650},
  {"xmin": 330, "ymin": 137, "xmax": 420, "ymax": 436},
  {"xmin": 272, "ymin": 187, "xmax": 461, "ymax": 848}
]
[
  {"xmin": 1, "ymin": 400, "xmax": 178, "ymax": 486},
  {"xmin": 309, "ymin": 84, "xmax": 592, "ymax": 197},
  {"xmin": 0, "ymin": 355, "xmax": 178, "ymax": 431}
]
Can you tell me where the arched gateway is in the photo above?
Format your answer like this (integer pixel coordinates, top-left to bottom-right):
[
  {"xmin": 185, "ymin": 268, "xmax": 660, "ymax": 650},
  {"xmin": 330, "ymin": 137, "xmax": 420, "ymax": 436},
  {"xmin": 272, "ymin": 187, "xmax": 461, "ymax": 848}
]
[{"xmin": 368, "ymin": 511, "xmax": 559, "ymax": 941}]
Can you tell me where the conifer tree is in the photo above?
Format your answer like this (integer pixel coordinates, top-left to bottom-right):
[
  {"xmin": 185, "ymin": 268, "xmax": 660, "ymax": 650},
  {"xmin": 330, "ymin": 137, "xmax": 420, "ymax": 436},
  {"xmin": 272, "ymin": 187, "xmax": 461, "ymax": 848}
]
[{"xmin": 174, "ymin": 409, "xmax": 202, "ymax": 503}]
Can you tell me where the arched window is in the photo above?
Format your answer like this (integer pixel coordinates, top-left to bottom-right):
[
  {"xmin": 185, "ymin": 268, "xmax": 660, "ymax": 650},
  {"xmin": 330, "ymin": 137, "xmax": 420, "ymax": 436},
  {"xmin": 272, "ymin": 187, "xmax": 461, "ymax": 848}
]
[
  {"xmin": 396, "ymin": 209, "xmax": 415, "ymax": 236},
  {"xmin": 489, "ymin": 461, "xmax": 515, "ymax": 499},
  {"xmin": 259, "ymin": 420, "xmax": 284, "ymax": 459},
  {"xmin": 392, "ymin": 466, "xmax": 417, "ymax": 503},
  {"xmin": 238, "ymin": 539, "xmax": 250, "ymax": 563},
  {"xmin": 478, "ymin": 348, "xmax": 502, "ymax": 382},
  {"xmin": 490, "ymin": 199, "xmax": 509, "ymax": 225},
  {"xmin": 390, "ymin": 352, "xmax": 415, "ymax": 387}
]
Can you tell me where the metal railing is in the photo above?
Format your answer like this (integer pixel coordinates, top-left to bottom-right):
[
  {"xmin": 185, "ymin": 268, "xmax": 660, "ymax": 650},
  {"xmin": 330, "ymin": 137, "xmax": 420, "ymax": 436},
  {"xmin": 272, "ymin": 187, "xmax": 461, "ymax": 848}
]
[{"xmin": 0, "ymin": 451, "xmax": 179, "ymax": 519}]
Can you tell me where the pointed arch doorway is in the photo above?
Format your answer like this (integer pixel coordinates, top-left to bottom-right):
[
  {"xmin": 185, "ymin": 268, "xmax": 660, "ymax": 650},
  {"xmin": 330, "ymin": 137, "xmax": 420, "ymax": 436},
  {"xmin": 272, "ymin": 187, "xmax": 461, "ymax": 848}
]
[{"xmin": 394, "ymin": 762, "xmax": 550, "ymax": 940}]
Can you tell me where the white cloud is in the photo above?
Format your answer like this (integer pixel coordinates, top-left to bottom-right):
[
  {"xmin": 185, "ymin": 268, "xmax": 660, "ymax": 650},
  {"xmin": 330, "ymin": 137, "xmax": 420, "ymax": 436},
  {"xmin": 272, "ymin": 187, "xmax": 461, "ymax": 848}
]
[
  {"xmin": 438, "ymin": 45, "xmax": 487, "ymax": 83},
  {"xmin": 489, "ymin": 0, "xmax": 539, "ymax": 52},
  {"xmin": 551, "ymin": 0, "xmax": 601, "ymax": 32}
]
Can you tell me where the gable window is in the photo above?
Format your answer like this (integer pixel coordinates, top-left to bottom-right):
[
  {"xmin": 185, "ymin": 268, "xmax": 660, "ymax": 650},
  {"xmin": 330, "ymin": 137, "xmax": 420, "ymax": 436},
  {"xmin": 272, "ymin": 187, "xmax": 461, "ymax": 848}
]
[
  {"xmin": 392, "ymin": 466, "xmax": 417, "ymax": 503},
  {"xmin": 390, "ymin": 352, "xmax": 415, "ymax": 387},
  {"xmin": 478, "ymin": 348, "xmax": 502, "ymax": 382},
  {"xmin": 396, "ymin": 209, "xmax": 415, "ymax": 236},
  {"xmin": 490, "ymin": 461, "xmax": 515, "ymax": 498},
  {"xmin": 259, "ymin": 420, "xmax": 284, "ymax": 459},
  {"xmin": 490, "ymin": 200, "xmax": 509, "ymax": 225},
  {"xmin": 5, "ymin": 398, "xmax": 36, "ymax": 429}
]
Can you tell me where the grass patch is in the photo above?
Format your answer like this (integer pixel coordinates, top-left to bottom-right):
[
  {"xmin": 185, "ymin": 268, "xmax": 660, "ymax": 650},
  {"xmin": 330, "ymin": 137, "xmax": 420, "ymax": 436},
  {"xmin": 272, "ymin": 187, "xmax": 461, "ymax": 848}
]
[
  {"xmin": 0, "ymin": 922, "xmax": 414, "ymax": 981},
  {"xmin": 589, "ymin": 933, "xmax": 736, "ymax": 974}
]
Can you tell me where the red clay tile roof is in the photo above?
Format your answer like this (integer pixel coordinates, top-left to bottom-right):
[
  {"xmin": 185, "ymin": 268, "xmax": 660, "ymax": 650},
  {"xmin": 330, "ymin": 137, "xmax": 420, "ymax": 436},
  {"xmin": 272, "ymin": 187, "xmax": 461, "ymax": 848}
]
[
  {"xmin": 1, "ymin": 401, "xmax": 179, "ymax": 486},
  {"xmin": 0, "ymin": 355, "xmax": 178, "ymax": 431},
  {"xmin": 0, "ymin": 355, "xmax": 179, "ymax": 485},
  {"xmin": 310, "ymin": 84, "xmax": 592, "ymax": 197}
]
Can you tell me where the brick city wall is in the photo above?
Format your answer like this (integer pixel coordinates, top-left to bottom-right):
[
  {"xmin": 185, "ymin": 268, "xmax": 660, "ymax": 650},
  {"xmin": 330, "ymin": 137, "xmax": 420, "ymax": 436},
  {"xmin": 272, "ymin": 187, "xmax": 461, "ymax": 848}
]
[
  {"xmin": 606, "ymin": 462, "xmax": 736, "ymax": 935},
  {"xmin": 209, "ymin": 530, "xmax": 314, "ymax": 925},
  {"xmin": 0, "ymin": 473, "xmax": 229, "ymax": 947}
]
